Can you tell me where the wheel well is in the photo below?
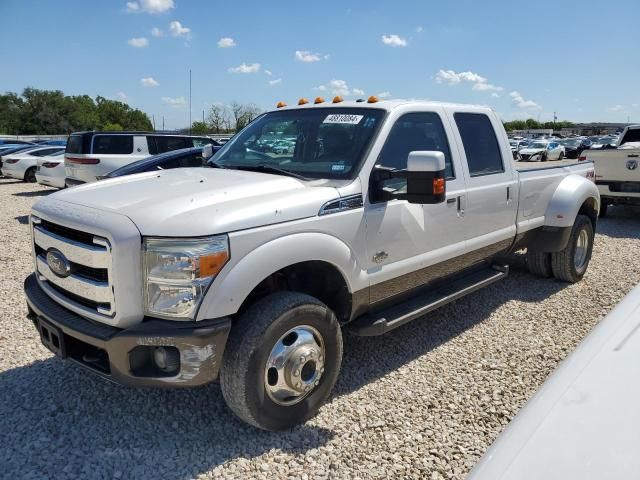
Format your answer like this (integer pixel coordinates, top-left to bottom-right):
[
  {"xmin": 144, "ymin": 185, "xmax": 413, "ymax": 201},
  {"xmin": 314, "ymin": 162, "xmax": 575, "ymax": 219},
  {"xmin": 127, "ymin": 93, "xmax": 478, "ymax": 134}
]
[
  {"xmin": 239, "ymin": 261, "xmax": 352, "ymax": 323},
  {"xmin": 579, "ymin": 197, "xmax": 598, "ymax": 227}
]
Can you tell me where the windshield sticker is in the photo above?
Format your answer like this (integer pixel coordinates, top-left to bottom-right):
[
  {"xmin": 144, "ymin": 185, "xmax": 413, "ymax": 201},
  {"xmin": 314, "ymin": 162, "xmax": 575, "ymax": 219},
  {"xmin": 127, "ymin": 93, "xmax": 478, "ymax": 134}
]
[
  {"xmin": 331, "ymin": 164, "xmax": 346, "ymax": 171},
  {"xmin": 323, "ymin": 114, "xmax": 364, "ymax": 125}
]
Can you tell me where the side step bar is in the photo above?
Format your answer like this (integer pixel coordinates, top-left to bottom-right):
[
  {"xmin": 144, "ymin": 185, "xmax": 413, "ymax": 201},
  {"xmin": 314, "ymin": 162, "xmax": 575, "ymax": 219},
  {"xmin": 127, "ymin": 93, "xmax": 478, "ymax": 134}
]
[{"xmin": 348, "ymin": 265, "xmax": 509, "ymax": 337}]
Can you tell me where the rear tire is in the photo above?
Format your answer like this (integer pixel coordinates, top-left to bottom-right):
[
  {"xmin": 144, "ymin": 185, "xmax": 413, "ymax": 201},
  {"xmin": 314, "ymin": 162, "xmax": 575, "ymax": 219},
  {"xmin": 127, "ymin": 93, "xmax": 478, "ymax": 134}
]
[
  {"xmin": 558, "ymin": 151, "xmax": 564, "ymax": 160},
  {"xmin": 527, "ymin": 250, "xmax": 553, "ymax": 278},
  {"xmin": 551, "ymin": 214, "xmax": 594, "ymax": 283},
  {"xmin": 220, "ymin": 292, "xmax": 343, "ymax": 431},
  {"xmin": 24, "ymin": 167, "xmax": 37, "ymax": 183}
]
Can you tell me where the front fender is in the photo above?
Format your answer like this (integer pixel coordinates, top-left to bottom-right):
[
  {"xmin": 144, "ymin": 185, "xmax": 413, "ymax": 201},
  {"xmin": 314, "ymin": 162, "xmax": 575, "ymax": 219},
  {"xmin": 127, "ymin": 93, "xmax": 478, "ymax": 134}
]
[
  {"xmin": 196, "ymin": 232, "xmax": 367, "ymax": 320},
  {"xmin": 544, "ymin": 174, "xmax": 600, "ymax": 228}
]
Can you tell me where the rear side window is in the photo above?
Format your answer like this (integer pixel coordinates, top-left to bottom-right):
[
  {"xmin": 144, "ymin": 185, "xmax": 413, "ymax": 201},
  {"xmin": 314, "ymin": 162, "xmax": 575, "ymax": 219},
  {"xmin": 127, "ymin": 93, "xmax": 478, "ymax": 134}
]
[
  {"xmin": 93, "ymin": 135, "xmax": 133, "ymax": 155},
  {"xmin": 150, "ymin": 136, "xmax": 189, "ymax": 154},
  {"xmin": 66, "ymin": 135, "xmax": 88, "ymax": 154},
  {"xmin": 621, "ymin": 129, "xmax": 640, "ymax": 145},
  {"xmin": 191, "ymin": 137, "xmax": 214, "ymax": 147},
  {"xmin": 162, "ymin": 153, "xmax": 205, "ymax": 169},
  {"xmin": 32, "ymin": 148, "xmax": 62, "ymax": 157},
  {"xmin": 454, "ymin": 113, "xmax": 504, "ymax": 177}
]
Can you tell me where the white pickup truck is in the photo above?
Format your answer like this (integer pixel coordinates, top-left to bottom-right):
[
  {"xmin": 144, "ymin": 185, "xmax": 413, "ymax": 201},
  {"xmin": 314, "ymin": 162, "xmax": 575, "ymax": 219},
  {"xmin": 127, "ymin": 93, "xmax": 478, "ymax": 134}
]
[
  {"xmin": 582, "ymin": 125, "xmax": 640, "ymax": 217},
  {"xmin": 24, "ymin": 99, "xmax": 599, "ymax": 430}
]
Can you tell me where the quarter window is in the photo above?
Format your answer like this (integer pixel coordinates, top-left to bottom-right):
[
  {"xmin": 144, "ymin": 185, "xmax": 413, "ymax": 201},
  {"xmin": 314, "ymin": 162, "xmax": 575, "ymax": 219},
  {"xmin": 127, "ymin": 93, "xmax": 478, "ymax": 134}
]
[
  {"xmin": 454, "ymin": 113, "xmax": 504, "ymax": 177},
  {"xmin": 93, "ymin": 135, "xmax": 134, "ymax": 155}
]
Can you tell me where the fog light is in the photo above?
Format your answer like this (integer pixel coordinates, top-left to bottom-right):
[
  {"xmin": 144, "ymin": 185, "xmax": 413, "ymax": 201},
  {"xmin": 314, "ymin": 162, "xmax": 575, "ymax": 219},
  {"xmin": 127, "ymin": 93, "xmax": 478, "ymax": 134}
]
[{"xmin": 153, "ymin": 346, "xmax": 180, "ymax": 374}]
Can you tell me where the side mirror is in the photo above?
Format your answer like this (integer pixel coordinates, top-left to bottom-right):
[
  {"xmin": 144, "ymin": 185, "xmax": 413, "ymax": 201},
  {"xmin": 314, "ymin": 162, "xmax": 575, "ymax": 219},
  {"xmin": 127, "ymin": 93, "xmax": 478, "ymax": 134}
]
[
  {"xmin": 405, "ymin": 151, "xmax": 446, "ymax": 204},
  {"xmin": 202, "ymin": 144, "xmax": 214, "ymax": 159}
]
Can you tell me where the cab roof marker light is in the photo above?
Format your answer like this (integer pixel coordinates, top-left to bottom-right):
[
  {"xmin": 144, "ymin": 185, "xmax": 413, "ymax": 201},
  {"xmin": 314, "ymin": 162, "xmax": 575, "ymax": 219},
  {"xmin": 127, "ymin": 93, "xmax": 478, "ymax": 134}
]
[
  {"xmin": 298, "ymin": 98, "xmax": 309, "ymax": 105},
  {"xmin": 276, "ymin": 101, "xmax": 287, "ymax": 108},
  {"xmin": 314, "ymin": 97, "xmax": 325, "ymax": 104},
  {"xmin": 332, "ymin": 96, "xmax": 344, "ymax": 103},
  {"xmin": 367, "ymin": 96, "xmax": 379, "ymax": 103}
]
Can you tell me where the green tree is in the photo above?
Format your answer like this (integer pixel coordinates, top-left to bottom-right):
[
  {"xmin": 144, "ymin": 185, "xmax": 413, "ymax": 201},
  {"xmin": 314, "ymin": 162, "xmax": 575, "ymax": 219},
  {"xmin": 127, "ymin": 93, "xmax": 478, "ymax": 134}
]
[
  {"xmin": 190, "ymin": 121, "xmax": 209, "ymax": 134},
  {"xmin": 0, "ymin": 92, "xmax": 24, "ymax": 134}
]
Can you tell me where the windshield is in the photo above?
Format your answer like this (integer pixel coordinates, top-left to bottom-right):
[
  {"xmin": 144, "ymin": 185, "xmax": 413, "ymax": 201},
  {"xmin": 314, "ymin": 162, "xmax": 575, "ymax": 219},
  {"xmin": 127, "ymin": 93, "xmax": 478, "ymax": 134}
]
[
  {"xmin": 210, "ymin": 108, "xmax": 385, "ymax": 179},
  {"xmin": 528, "ymin": 142, "xmax": 548, "ymax": 149}
]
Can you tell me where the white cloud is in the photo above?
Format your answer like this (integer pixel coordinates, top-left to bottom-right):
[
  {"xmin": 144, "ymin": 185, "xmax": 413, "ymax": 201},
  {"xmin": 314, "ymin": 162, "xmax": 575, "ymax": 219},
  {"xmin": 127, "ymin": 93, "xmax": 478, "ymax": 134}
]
[
  {"xmin": 377, "ymin": 91, "xmax": 391, "ymax": 98},
  {"xmin": 264, "ymin": 69, "xmax": 273, "ymax": 76},
  {"xmin": 228, "ymin": 63, "xmax": 261, "ymax": 73},
  {"xmin": 169, "ymin": 21, "xmax": 190, "ymax": 38},
  {"xmin": 128, "ymin": 37, "xmax": 149, "ymax": 48},
  {"xmin": 151, "ymin": 27, "xmax": 164, "ymax": 37},
  {"xmin": 436, "ymin": 69, "xmax": 503, "ymax": 94},
  {"xmin": 353, "ymin": 88, "xmax": 365, "ymax": 96},
  {"xmin": 381, "ymin": 34, "xmax": 408, "ymax": 47},
  {"xmin": 268, "ymin": 78, "xmax": 282, "ymax": 86},
  {"xmin": 608, "ymin": 105, "xmax": 625, "ymax": 112},
  {"xmin": 162, "ymin": 96, "xmax": 186, "ymax": 107},
  {"xmin": 116, "ymin": 91, "xmax": 128, "ymax": 101},
  {"xmin": 491, "ymin": 92, "xmax": 500, "ymax": 98},
  {"xmin": 313, "ymin": 85, "xmax": 327, "ymax": 92},
  {"xmin": 140, "ymin": 77, "xmax": 159, "ymax": 87},
  {"xmin": 126, "ymin": 0, "xmax": 174, "ymax": 14},
  {"xmin": 295, "ymin": 50, "xmax": 322, "ymax": 62},
  {"xmin": 416, "ymin": 26, "xmax": 424, "ymax": 33},
  {"xmin": 329, "ymin": 79, "xmax": 350, "ymax": 96},
  {"xmin": 510, "ymin": 91, "xmax": 541, "ymax": 109},
  {"xmin": 217, "ymin": 37, "xmax": 236, "ymax": 48}
]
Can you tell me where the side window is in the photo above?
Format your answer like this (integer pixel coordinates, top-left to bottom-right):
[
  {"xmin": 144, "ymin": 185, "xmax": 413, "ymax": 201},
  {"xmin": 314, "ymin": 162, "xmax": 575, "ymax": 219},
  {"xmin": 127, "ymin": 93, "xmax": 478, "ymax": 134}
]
[
  {"xmin": 377, "ymin": 112, "xmax": 454, "ymax": 195},
  {"xmin": 153, "ymin": 136, "xmax": 189, "ymax": 153},
  {"xmin": 454, "ymin": 113, "xmax": 504, "ymax": 177},
  {"xmin": 93, "ymin": 135, "xmax": 134, "ymax": 155},
  {"xmin": 159, "ymin": 153, "xmax": 205, "ymax": 170},
  {"xmin": 192, "ymin": 137, "xmax": 214, "ymax": 147}
]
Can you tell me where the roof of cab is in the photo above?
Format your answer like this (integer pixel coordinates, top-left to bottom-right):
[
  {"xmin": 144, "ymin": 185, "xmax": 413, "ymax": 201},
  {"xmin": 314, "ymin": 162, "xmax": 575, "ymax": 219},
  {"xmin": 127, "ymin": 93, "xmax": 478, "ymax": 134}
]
[{"xmin": 270, "ymin": 99, "xmax": 493, "ymax": 113}]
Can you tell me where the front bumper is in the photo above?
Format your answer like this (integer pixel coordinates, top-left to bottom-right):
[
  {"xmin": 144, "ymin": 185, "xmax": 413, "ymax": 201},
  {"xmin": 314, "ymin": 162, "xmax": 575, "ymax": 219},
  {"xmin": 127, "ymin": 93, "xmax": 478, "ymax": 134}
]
[{"xmin": 24, "ymin": 273, "xmax": 231, "ymax": 388}]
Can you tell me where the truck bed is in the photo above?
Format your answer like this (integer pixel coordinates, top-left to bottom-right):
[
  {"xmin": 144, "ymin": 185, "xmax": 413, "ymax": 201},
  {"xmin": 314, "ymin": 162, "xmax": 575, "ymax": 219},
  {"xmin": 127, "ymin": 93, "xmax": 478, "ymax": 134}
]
[{"xmin": 514, "ymin": 159, "xmax": 587, "ymax": 172}]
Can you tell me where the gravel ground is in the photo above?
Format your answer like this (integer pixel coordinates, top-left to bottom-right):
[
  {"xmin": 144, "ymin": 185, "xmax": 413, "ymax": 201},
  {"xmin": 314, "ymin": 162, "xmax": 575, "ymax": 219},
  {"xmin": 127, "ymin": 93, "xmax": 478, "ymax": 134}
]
[{"xmin": 1, "ymin": 177, "xmax": 640, "ymax": 480}]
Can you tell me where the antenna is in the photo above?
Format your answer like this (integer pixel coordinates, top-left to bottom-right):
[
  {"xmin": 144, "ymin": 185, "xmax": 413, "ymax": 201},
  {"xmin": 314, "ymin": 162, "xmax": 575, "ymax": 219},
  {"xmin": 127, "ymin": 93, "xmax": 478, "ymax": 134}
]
[{"xmin": 189, "ymin": 69, "xmax": 192, "ymax": 134}]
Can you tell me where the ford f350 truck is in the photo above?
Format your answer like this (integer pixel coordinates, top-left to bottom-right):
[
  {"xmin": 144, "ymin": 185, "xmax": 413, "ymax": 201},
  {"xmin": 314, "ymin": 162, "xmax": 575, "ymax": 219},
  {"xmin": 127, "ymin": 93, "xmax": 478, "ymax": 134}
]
[
  {"xmin": 581, "ymin": 125, "xmax": 640, "ymax": 217},
  {"xmin": 24, "ymin": 98, "xmax": 599, "ymax": 430}
]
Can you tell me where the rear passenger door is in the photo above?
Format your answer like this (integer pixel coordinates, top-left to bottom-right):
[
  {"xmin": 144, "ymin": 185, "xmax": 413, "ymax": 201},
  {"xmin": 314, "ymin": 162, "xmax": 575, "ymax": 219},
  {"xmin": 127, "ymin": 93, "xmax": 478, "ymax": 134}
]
[{"xmin": 447, "ymin": 111, "xmax": 518, "ymax": 256}]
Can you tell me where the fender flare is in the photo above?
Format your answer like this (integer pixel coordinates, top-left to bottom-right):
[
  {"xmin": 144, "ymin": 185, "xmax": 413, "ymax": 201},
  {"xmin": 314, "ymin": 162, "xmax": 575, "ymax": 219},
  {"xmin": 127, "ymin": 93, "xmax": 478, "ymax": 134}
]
[
  {"xmin": 196, "ymin": 232, "xmax": 367, "ymax": 320},
  {"xmin": 544, "ymin": 174, "xmax": 600, "ymax": 229}
]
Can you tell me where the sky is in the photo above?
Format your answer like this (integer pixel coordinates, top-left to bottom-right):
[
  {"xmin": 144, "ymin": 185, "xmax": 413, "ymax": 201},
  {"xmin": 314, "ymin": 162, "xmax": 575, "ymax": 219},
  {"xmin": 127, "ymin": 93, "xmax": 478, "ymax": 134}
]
[{"xmin": 1, "ymin": 0, "xmax": 639, "ymax": 129}]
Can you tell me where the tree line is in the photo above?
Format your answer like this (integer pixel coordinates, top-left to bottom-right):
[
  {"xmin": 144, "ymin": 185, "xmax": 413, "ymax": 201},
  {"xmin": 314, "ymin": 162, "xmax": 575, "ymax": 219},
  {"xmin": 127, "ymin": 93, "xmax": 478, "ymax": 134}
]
[
  {"xmin": 0, "ymin": 88, "xmax": 153, "ymax": 134},
  {"xmin": 503, "ymin": 118, "xmax": 575, "ymax": 132},
  {"xmin": 190, "ymin": 101, "xmax": 262, "ymax": 135}
]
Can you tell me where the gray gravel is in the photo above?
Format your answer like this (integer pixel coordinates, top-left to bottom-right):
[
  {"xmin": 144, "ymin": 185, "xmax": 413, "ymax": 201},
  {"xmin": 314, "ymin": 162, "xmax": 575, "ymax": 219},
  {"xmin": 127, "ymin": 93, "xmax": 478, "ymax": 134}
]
[{"xmin": 1, "ymin": 177, "xmax": 640, "ymax": 479}]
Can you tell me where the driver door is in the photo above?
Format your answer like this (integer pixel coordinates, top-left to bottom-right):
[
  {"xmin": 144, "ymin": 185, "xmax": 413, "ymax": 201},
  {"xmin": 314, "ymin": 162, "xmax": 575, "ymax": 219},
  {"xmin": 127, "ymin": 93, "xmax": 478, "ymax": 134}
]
[{"xmin": 364, "ymin": 109, "xmax": 468, "ymax": 304}]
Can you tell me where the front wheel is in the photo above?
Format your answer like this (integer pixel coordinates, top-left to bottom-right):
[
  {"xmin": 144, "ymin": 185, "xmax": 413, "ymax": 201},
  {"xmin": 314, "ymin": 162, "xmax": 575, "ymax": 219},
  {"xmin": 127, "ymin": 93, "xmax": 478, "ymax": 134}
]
[
  {"xmin": 220, "ymin": 292, "xmax": 343, "ymax": 431},
  {"xmin": 558, "ymin": 151, "xmax": 564, "ymax": 160},
  {"xmin": 551, "ymin": 214, "xmax": 594, "ymax": 283}
]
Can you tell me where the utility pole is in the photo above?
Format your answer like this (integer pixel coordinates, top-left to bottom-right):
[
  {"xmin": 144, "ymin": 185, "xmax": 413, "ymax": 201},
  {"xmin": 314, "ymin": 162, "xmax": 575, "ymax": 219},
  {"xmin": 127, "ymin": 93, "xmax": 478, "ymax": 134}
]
[
  {"xmin": 553, "ymin": 111, "xmax": 557, "ymax": 132},
  {"xmin": 162, "ymin": 116, "xmax": 165, "ymax": 130},
  {"xmin": 152, "ymin": 114, "xmax": 156, "ymax": 131},
  {"xmin": 189, "ymin": 69, "xmax": 192, "ymax": 134}
]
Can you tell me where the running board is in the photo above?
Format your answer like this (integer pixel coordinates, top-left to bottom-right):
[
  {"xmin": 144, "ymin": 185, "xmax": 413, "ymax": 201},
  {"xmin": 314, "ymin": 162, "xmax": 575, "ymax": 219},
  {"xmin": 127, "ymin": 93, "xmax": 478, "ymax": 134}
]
[{"xmin": 348, "ymin": 265, "xmax": 509, "ymax": 337}]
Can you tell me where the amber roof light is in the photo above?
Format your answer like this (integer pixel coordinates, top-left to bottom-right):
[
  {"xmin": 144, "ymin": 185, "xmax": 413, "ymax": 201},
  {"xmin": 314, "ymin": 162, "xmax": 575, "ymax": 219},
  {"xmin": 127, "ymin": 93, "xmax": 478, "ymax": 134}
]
[
  {"xmin": 276, "ymin": 101, "xmax": 287, "ymax": 108},
  {"xmin": 332, "ymin": 96, "xmax": 344, "ymax": 103},
  {"xmin": 298, "ymin": 98, "xmax": 309, "ymax": 105},
  {"xmin": 314, "ymin": 97, "xmax": 325, "ymax": 104},
  {"xmin": 367, "ymin": 96, "xmax": 379, "ymax": 103}
]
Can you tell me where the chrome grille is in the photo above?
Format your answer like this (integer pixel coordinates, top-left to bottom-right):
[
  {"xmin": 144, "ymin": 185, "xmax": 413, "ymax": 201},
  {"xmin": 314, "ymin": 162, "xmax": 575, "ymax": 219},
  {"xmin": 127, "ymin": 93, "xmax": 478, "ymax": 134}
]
[{"xmin": 31, "ymin": 217, "xmax": 115, "ymax": 317}]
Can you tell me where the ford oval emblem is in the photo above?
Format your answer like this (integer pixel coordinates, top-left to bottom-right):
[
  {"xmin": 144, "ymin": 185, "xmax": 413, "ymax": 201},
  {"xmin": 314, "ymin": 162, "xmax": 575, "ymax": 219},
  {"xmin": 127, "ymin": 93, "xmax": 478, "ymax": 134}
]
[
  {"xmin": 627, "ymin": 159, "xmax": 638, "ymax": 171},
  {"xmin": 46, "ymin": 248, "xmax": 71, "ymax": 278}
]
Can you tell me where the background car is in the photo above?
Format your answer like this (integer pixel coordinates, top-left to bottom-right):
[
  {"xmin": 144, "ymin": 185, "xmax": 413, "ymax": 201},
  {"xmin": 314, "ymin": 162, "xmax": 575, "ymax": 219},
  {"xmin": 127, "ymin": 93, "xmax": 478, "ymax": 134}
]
[
  {"xmin": 1, "ymin": 146, "xmax": 65, "ymax": 182},
  {"xmin": 35, "ymin": 150, "xmax": 66, "ymax": 188},
  {"xmin": 518, "ymin": 141, "xmax": 565, "ymax": 162},
  {"xmin": 0, "ymin": 145, "xmax": 44, "ymax": 173},
  {"xmin": 0, "ymin": 139, "xmax": 34, "ymax": 146},
  {"xmin": 34, "ymin": 139, "xmax": 67, "ymax": 146},
  {"xmin": 509, "ymin": 139, "xmax": 530, "ymax": 159},
  {"xmin": 559, "ymin": 138, "xmax": 592, "ymax": 159},
  {"xmin": 99, "ymin": 145, "xmax": 220, "ymax": 179}
]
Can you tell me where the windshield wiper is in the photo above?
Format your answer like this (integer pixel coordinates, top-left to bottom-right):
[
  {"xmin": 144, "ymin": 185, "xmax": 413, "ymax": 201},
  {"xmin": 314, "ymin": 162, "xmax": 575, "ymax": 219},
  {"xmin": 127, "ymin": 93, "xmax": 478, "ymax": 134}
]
[{"xmin": 231, "ymin": 164, "xmax": 310, "ymax": 181}]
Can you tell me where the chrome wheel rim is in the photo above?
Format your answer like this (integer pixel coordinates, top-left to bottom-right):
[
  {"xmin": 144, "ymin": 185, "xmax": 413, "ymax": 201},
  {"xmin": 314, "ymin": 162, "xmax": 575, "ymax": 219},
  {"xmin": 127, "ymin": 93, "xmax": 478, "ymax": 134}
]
[
  {"xmin": 264, "ymin": 325, "xmax": 325, "ymax": 406},
  {"xmin": 574, "ymin": 229, "xmax": 590, "ymax": 271}
]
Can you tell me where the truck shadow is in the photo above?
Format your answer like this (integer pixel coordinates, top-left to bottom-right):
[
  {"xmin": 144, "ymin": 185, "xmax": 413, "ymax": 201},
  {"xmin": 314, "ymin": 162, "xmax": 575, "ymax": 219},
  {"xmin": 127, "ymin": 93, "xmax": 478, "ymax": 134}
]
[
  {"xmin": 0, "ymin": 358, "xmax": 333, "ymax": 478},
  {"xmin": 595, "ymin": 206, "xmax": 640, "ymax": 239},
  {"xmin": 12, "ymin": 189, "xmax": 53, "ymax": 197},
  {"xmin": 14, "ymin": 215, "xmax": 29, "ymax": 225}
]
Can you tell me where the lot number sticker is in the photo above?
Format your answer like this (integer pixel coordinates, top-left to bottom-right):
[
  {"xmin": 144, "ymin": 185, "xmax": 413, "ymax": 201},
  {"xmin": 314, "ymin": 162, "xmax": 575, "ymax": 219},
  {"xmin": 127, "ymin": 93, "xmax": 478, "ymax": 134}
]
[{"xmin": 323, "ymin": 114, "xmax": 364, "ymax": 125}]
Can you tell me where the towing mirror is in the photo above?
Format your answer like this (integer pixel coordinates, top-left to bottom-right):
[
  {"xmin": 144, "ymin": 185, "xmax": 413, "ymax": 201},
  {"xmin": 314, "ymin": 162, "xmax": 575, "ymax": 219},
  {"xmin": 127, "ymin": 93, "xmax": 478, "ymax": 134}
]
[
  {"xmin": 405, "ymin": 151, "xmax": 446, "ymax": 204},
  {"xmin": 202, "ymin": 144, "xmax": 214, "ymax": 159}
]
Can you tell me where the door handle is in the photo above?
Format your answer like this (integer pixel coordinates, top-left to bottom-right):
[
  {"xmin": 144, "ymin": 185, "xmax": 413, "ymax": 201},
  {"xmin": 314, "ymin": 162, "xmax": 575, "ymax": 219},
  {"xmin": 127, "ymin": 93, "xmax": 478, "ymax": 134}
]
[
  {"xmin": 628, "ymin": 154, "xmax": 639, "ymax": 158},
  {"xmin": 446, "ymin": 198, "xmax": 456, "ymax": 204},
  {"xmin": 507, "ymin": 186, "xmax": 512, "ymax": 202}
]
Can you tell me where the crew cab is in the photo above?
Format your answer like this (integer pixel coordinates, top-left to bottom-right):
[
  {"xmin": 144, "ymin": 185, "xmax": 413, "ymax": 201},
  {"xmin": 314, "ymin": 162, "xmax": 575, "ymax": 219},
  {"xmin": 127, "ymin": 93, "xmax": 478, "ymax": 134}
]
[
  {"xmin": 581, "ymin": 125, "xmax": 640, "ymax": 217},
  {"xmin": 64, "ymin": 131, "xmax": 218, "ymax": 186},
  {"xmin": 24, "ymin": 99, "xmax": 599, "ymax": 430}
]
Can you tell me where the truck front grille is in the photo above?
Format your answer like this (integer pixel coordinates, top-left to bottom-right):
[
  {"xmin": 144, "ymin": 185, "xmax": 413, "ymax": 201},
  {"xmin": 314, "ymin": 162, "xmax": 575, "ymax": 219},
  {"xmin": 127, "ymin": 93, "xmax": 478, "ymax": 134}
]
[{"xmin": 32, "ymin": 217, "xmax": 115, "ymax": 317}]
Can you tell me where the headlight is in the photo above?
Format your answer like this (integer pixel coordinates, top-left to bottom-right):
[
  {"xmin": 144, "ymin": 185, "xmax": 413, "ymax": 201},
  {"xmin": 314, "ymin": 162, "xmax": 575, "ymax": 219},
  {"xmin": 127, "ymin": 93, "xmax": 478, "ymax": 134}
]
[{"xmin": 143, "ymin": 236, "xmax": 229, "ymax": 320}]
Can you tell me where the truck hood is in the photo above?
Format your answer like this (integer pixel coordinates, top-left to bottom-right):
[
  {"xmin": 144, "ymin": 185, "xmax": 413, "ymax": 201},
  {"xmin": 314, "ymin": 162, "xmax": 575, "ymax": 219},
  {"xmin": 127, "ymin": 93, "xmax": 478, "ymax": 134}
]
[{"xmin": 43, "ymin": 168, "xmax": 341, "ymax": 236}]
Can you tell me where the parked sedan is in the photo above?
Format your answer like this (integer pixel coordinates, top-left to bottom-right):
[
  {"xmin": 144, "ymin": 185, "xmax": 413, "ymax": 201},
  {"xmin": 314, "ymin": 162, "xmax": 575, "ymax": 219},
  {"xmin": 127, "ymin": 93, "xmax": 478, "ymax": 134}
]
[
  {"xmin": 1, "ymin": 146, "xmax": 65, "ymax": 182},
  {"xmin": 100, "ymin": 145, "xmax": 219, "ymax": 179},
  {"xmin": 518, "ymin": 141, "xmax": 565, "ymax": 162},
  {"xmin": 0, "ymin": 145, "xmax": 44, "ymax": 173},
  {"xmin": 509, "ymin": 140, "xmax": 529, "ymax": 159},
  {"xmin": 35, "ymin": 151, "xmax": 67, "ymax": 188},
  {"xmin": 559, "ymin": 138, "xmax": 592, "ymax": 159}
]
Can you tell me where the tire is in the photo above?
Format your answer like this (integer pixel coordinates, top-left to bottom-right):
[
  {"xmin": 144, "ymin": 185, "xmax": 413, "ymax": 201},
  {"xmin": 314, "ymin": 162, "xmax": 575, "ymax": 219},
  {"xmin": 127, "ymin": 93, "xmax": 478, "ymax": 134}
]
[
  {"xmin": 551, "ymin": 214, "xmax": 594, "ymax": 283},
  {"xmin": 599, "ymin": 203, "xmax": 608, "ymax": 218},
  {"xmin": 526, "ymin": 250, "xmax": 553, "ymax": 278},
  {"xmin": 24, "ymin": 167, "xmax": 37, "ymax": 183},
  {"xmin": 558, "ymin": 151, "xmax": 564, "ymax": 160},
  {"xmin": 220, "ymin": 292, "xmax": 343, "ymax": 431},
  {"xmin": 541, "ymin": 153, "xmax": 548, "ymax": 162}
]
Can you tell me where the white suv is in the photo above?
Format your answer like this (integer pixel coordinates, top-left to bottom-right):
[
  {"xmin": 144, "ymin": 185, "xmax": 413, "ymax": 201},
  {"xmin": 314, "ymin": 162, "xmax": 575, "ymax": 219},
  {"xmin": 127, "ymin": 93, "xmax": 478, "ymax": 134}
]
[{"xmin": 64, "ymin": 131, "xmax": 218, "ymax": 186}]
